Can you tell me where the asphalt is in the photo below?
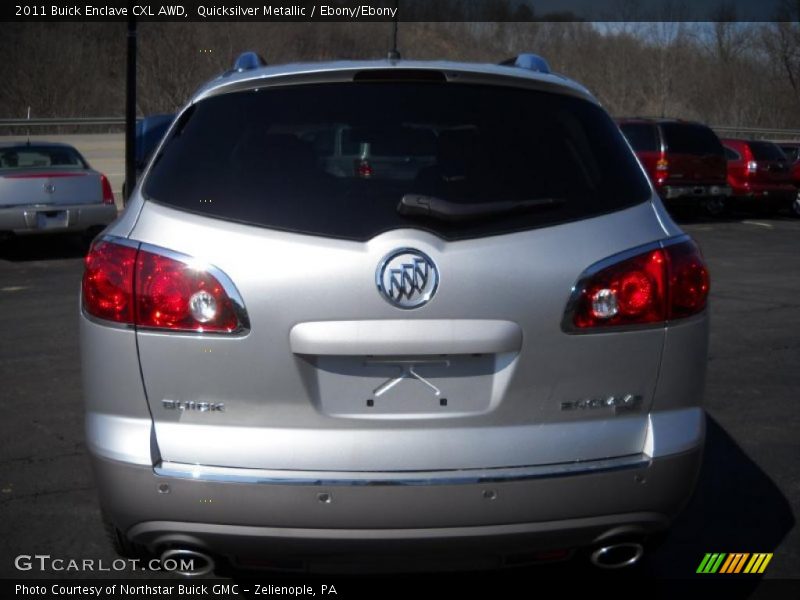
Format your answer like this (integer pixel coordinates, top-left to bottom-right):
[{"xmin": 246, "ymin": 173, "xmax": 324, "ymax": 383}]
[{"xmin": 0, "ymin": 208, "xmax": 798, "ymax": 591}]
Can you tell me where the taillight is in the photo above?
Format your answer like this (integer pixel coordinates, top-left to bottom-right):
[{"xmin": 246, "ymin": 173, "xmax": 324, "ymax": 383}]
[
  {"xmin": 136, "ymin": 249, "xmax": 241, "ymax": 332},
  {"xmin": 82, "ymin": 240, "xmax": 136, "ymax": 323},
  {"xmin": 355, "ymin": 159, "xmax": 374, "ymax": 178},
  {"xmin": 746, "ymin": 160, "xmax": 758, "ymax": 174},
  {"xmin": 82, "ymin": 239, "xmax": 247, "ymax": 333},
  {"xmin": 100, "ymin": 174, "xmax": 115, "ymax": 205},
  {"xmin": 655, "ymin": 157, "xmax": 669, "ymax": 185},
  {"xmin": 566, "ymin": 239, "xmax": 709, "ymax": 331},
  {"xmin": 666, "ymin": 240, "xmax": 710, "ymax": 319}
]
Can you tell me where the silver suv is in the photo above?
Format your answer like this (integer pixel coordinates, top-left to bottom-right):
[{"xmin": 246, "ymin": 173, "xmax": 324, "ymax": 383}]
[{"xmin": 81, "ymin": 52, "xmax": 709, "ymax": 574}]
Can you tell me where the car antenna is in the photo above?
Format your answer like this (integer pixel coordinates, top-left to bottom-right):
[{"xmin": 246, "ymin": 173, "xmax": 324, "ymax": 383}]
[
  {"xmin": 387, "ymin": 0, "xmax": 400, "ymax": 60},
  {"xmin": 26, "ymin": 106, "xmax": 31, "ymax": 146}
]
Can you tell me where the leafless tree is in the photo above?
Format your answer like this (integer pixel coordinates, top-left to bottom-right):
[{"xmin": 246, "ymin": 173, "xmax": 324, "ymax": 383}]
[{"xmin": 3, "ymin": 8, "xmax": 800, "ymax": 131}]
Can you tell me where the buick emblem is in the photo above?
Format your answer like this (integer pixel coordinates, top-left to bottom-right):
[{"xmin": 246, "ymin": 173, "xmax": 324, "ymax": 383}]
[
  {"xmin": 43, "ymin": 183, "xmax": 56, "ymax": 194},
  {"xmin": 376, "ymin": 248, "xmax": 439, "ymax": 309}
]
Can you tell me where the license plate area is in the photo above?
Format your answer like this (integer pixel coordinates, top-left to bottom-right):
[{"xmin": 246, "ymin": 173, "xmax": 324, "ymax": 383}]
[
  {"xmin": 302, "ymin": 354, "xmax": 513, "ymax": 418},
  {"xmin": 36, "ymin": 210, "xmax": 69, "ymax": 229}
]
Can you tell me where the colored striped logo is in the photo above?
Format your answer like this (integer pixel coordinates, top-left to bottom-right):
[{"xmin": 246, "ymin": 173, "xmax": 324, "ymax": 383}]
[{"xmin": 696, "ymin": 553, "xmax": 773, "ymax": 574}]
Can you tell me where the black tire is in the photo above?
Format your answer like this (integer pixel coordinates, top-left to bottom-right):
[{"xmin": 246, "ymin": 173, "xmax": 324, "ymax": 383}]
[
  {"xmin": 102, "ymin": 515, "xmax": 146, "ymax": 559},
  {"xmin": 703, "ymin": 196, "xmax": 728, "ymax": 218}
]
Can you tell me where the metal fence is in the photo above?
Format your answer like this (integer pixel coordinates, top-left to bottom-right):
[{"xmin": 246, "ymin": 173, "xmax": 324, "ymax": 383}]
[
  {"xmin": 0, "ymin": 117, "xmax": 126, "ymax": 135},
  {"xmin": 711, "ymin": 126, "xmax": 800, "ymax": 142},
  {"xmin": 1, "ymin": 117, "xmax": 799, "ymax": 143}
]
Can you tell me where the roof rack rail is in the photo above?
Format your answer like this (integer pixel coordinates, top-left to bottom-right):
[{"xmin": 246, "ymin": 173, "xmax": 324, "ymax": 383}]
[
  {"xmin": 233, "ymin": 51, "xmax": 267, "ymax": 72},
  {"xmin": 499, "ymin": 53, "xmax": 551, "ymax": 75}
]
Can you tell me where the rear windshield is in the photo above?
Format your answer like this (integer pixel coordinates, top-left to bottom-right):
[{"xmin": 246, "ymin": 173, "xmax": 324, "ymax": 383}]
[
  {"xmin": 748, "ymin": 142, "xmax": 786, "ymax": 162},
  {"xmin": 0, "ymin": 146, "xmax": 86, "ymax": 170},
  {"xmin": 662, "ymin": 123, "xmax": 724, "ymax": 156},
  {"xmin": 144, "ymin": 82, "xmax": 651, "ymax": 241},
  {"xmin": 619, "ymin": 123, "xmax": 660, "ymax": 152},
  {"xmin": 724, "ymin": 146, "xmax": 740, "ymax": 160},
  {"xmin": 779, "ymin": 145, "xmax": 799, "ymax": 162}
]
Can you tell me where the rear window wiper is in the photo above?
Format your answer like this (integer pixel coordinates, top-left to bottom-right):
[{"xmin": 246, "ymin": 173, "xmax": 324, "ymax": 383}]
[{"xmin": 398, "ymin": 194, "xmax": 565, "ymax": 222}]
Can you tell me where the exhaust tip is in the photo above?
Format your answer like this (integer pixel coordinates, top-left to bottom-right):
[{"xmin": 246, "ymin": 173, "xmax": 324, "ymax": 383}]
[
  {"xmin": 590, "ymin": 542, "xmax": 644, "ymax": 569},
  {"xmin": 160, "ymin": 548, "xmax": 215, "ymax": 577}
]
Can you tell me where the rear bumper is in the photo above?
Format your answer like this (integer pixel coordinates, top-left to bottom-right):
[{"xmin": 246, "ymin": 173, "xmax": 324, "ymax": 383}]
[
  {"xmin": 0, "ymin": 203, "xmax": 117, "ymax": 234},
  {"xmin": 90, "ymin": 411, "xmax": 704, "ymax": 562},
  {"xmin": 729, "ymin": 184, "xmax": 796, "ymax": 202},
  {"xmin": 659, "ymin": 184, "xmax": 730, "ymax": 202}
]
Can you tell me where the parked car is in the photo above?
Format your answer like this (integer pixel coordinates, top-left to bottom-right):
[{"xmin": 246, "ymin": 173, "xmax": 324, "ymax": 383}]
[
  {"xmin": 298, "ymin": 123, "xmax": 437, "ymax": 181},
  {"xmin": 776, "ymin": 141, "xmax": 800, "ymax": 217},
  {"xmin": 618, "ymin": 118, "xmax": 731, "ymax": 216},
  {"xmin": 82, "ymin": 52, "xmax": 709, "ymax": 575},
  {"xmin": 777, "ymin": 142, "xmax": 800, "ymax": 163},
  {"xmin": 121, "ymin": 113, "xmax": 175, "ymax": 203},
  {"xmin": 721, "ymin": 139, "xmax": 795, "ymax": 214},
  {"xmin": 0, "ymin": 142, "xmax": 117, "ymax": 241}
]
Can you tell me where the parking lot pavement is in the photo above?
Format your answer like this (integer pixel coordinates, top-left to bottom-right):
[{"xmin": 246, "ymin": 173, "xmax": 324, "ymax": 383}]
[{"xmin": 0, "ymin": 214, "xmax": 797, "ymax": 582}]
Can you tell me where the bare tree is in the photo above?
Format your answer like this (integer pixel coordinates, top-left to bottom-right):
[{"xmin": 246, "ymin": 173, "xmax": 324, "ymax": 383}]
[
  {"xmin": 2, "ymin": 7, "xmax": 800, "ymax": 131},
  {"xmin": 760, "ymin": 1, "xmax": 800, "ymax": 110}
]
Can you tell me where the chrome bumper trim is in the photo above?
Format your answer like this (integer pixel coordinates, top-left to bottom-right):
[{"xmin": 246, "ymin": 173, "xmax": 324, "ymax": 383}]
[{"xmin": 154, "ymin": 454, "xmax": 650, "ymax": 486}]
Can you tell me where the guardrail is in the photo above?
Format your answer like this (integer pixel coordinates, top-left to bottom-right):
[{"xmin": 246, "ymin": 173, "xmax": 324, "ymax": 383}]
[
  {"xmin": 1, "ymin": 117, "xmax": 799, "ymax": 142},
  {"xmin": 0, "ymin": 117, "xmax": 125, "ymax": 128},
  {"xmin": 711, "ymin": 126, "xmax": 800, "ymax": 142}
]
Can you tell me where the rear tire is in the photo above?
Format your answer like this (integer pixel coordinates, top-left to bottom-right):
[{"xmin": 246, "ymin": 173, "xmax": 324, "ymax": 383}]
[
  {"xmin": 102, "ymin": 515, "xmax": 146, "ymax": 559},
  {"xmin": 703, "ymin": 196, "xmax": 727, "ymax": 218}
]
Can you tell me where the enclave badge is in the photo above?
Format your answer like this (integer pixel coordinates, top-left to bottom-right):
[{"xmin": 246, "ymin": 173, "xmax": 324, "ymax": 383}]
[{"xmin": 162, "ymin": 399, "xmax": 224, "ymax": 412}]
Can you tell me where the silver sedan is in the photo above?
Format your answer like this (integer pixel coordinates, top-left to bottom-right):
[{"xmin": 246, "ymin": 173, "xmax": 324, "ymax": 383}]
[{"xmin": 0, "ymin": 142, "xmax": 117, "ymax": 240}]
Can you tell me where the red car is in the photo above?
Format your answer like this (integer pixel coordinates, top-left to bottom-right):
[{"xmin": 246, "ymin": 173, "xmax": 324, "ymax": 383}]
[
  {"xmin": 618, "ymin": 118, "xmax": 730, "ymax": 216},
  {"xmin": 777, "ymin": 142, "xmax": 800, "ymax": 217},
  {"xmin": 721, "ymin": 139, "xmax": 795, "ymax": 215}
]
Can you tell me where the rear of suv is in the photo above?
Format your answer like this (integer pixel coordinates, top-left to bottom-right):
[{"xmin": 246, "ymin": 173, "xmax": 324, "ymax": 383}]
[
  {"xmin": 775, "ymin": 142, "xmax": 800, "ymax": 217},
  {"xmin": 618, "ymin": 118, "xmax": 730, "ymax": 216},
  {"xmin": 81, "ymin": 53, "xmax": 709, "ymax": 574},
  {"xmin": 721, "ymin": 139, "xmax": 795, "ymax": 214}
]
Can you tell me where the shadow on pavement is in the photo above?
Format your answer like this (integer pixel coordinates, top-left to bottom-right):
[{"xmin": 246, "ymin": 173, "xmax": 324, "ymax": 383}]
[
  {"xmin": 0, "ymin": 233, "xmax": 91, "ymax": 262},
  {"xmin": 671, "ymin": 206, "xmax": 799, "ymax": 225},
  {"xmin": 644, "ymin": 416, "xmax": 794, "ymax": 581}
]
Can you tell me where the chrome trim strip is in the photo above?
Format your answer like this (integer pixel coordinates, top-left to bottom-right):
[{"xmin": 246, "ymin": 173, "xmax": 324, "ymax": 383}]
[
  {"xmin": 154, "ymin": 454, "xmax": 650, "ymax": 486},
  {"xmin": 97, "ymin": 233, "xmax": 140, "ymax": 249}
]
